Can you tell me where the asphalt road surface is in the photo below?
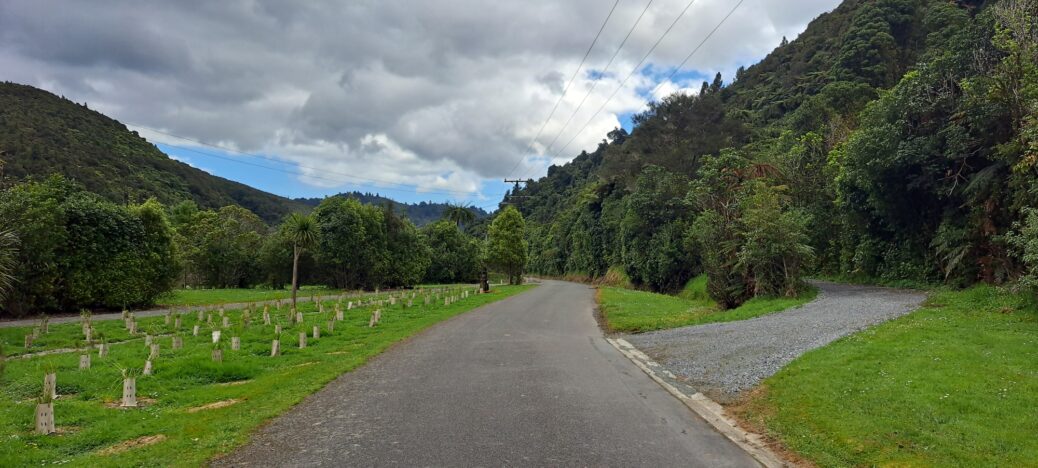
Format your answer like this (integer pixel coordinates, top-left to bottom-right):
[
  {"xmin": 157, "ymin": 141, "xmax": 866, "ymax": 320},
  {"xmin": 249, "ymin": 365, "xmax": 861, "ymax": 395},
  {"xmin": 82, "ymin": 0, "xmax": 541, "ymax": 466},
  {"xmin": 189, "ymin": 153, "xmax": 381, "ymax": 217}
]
[{"xmin": 216, "ymin": 280, "xmax": 758, "ymax": 467}]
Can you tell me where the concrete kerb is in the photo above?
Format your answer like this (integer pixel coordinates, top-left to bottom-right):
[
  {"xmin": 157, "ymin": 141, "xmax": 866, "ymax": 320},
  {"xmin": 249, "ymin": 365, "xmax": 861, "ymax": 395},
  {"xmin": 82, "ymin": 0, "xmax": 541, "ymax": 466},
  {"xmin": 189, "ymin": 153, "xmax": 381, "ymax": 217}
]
[{"xmin": 605, "ymin": 337, "xmax": 787, "ymax": 468}]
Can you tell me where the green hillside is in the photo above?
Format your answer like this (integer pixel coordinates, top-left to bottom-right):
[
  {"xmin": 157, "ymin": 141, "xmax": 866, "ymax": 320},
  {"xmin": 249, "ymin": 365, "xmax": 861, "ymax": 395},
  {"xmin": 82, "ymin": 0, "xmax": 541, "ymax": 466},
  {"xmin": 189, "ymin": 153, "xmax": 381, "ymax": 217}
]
[
  {"xmin": 508, "ymin": 0, "xmax": 1035, "ymax": 298},
  {"xmin": 0, "ymin": 82, "xmax": 308, "ymax": 223}
]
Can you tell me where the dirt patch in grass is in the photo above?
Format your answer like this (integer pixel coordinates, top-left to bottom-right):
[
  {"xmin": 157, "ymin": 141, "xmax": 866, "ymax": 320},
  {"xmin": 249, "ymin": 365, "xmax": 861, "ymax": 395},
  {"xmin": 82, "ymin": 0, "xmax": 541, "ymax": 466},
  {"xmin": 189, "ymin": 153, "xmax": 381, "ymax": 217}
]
[
  {"xmin": 104, "ymin": 397, "xmax": 157, "ymax": 409},
  {"xmin": 214, "ymin": 380, "xmax": 252, "ymax": 387},
  {"xmin": 187, "ymin": 399, "xmax": 242, "ymax": 413},
  {"xmin": 97, "ymin": 434, "xmax": 167, "ymax": 456}
]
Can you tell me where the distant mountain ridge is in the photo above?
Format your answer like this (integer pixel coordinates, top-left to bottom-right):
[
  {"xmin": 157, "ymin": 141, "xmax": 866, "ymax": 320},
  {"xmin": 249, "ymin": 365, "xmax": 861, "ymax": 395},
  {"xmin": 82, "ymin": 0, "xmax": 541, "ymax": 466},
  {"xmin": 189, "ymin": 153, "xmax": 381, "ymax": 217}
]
[
  {"xmin": 295, "ymin": 191, "xmax": 488, "ymax": 226},
  {"xmin": 0, "ymin": 81, "xmax": 310, "ymax": 222},
  {"xmin": 0, "ymin": 82, "xmax": 473, "ymax": 226}
]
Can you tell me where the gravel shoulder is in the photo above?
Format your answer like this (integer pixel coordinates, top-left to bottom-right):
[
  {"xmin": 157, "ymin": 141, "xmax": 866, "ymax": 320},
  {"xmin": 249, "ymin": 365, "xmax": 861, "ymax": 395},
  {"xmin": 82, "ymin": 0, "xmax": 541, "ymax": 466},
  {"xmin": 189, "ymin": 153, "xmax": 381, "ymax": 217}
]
[{"xmin": 624, "ymin": 281, "xmax": 926, "ymax": 403}]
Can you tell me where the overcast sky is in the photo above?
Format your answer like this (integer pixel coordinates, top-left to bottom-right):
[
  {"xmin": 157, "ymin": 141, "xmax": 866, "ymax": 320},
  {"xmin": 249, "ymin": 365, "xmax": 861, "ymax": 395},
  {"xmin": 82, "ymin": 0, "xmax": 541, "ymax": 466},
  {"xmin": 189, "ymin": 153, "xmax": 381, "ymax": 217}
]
[{"xmin": 1, "ymin": 0, "xmax": 840, "ymax": 207}]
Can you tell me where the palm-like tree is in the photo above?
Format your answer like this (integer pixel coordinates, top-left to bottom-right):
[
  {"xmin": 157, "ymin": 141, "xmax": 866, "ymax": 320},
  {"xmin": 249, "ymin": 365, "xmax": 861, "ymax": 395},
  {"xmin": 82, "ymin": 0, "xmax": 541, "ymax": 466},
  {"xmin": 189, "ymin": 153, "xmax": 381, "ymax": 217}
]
[
  {"xmin": 0, "ymin": 229, "xmax": 17, "ymax": 303},
  {"xmin": 282, "ymin": 213, "xmax": 319, "ymax": 309},
  {"xmin": 443, "ymin": 203, "xmax": 476, "ymax": 229}
]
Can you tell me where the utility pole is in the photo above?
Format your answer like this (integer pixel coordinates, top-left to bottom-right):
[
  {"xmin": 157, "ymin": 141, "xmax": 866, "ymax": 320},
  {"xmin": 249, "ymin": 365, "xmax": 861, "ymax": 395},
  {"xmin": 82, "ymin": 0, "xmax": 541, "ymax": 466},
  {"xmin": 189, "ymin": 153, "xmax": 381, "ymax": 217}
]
[
  {"xmin": 503, "ymin": 179, "xmax": 528, "ymax": 192},
  {"xmin": 502, "ymin": 179, "xmax": 532, "ymax": 204}
]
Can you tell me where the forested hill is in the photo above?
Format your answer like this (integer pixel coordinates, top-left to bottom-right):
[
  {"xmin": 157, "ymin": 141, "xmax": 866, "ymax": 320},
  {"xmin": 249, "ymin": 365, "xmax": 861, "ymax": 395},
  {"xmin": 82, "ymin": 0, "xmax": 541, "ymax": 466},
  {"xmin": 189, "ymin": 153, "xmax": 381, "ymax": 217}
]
[
  {"xmin": 509, "ymin": 0, "xmax": 1037, "ymax": 300},
  {"xmin": 0, "ymin": 82, "xmax": 309, "ymax": 223},
  {"xmin": 295, "ymin": 192, "xmax": 488, "ymax": 226}
]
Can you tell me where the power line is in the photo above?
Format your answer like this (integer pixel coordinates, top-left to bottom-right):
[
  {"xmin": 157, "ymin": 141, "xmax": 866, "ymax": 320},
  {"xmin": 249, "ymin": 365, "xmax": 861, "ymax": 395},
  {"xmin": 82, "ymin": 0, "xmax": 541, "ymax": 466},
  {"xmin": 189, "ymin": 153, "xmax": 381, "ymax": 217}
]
[
  {"xmin": 539, "ymin": 0, "xmax": 745, "ymax": 179},
  {"xmin": 503, "ymin": 0, "xmax": 621, "ymax": 178},
  {"xmin": 648, "ymin": 0, "xmax": 746, "ymax": 97},
  {"xmin": 129, "ymin": 123, "xmax": 480, "ymax": 197},
  {"xmin": 538, "ymin": 0, "xmax": 655, "ymax": 159}
]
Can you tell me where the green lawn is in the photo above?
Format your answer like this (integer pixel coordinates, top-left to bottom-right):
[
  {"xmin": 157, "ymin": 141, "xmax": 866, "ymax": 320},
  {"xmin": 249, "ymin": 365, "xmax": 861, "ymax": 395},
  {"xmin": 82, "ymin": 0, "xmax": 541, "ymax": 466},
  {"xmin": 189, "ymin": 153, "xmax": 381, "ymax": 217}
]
[
  {"xmin": 733, "ymin": 285, "xmax": 1038, "ymax": 467},
  {"xmin": 0, "ymin": 284, "xmax": 533, "ymax": 466},
  {"xmin": 597, "ymin": 276, "xmax": 818, "ymax": 333},
  {"xmin": 154, "ymin": 286, "xmax": 344, "ymax": 307}
]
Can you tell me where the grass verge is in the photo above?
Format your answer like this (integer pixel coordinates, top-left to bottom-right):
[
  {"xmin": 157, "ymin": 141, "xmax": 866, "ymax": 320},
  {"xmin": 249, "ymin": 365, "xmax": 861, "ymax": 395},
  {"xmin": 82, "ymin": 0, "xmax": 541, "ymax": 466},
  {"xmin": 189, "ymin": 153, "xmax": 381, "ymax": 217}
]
[
  {"xmin": 731, "ymin": 285, "xmax": 1038, "ymax": 466},
  {"xmin": 597, "ymin": 276, "xmax": 817, "ymax": 333},
  {"xmin": 0, "ymin": 284, "xmax": 533, "ymax": 466}
]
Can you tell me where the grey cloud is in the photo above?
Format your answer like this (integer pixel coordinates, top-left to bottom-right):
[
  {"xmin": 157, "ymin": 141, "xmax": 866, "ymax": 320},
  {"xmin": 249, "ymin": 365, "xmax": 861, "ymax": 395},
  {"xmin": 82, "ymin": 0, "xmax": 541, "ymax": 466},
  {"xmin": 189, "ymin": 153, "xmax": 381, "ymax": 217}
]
[{"xmin": 0, "ymin": 0, "xmax": 841, "ymax": 190}]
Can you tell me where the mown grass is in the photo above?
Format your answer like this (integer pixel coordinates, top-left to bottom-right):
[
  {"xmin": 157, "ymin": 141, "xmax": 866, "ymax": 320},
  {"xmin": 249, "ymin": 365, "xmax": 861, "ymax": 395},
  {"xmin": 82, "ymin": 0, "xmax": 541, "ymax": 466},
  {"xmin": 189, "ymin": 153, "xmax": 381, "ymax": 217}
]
[
  {"xmin": 155, "ymin": 286, "xmax": 343, "ymax": 307},
  {"xmin": 0, "ymin": 284, "xmax": 533, "ymax": 467},
  {"xmin": 732, "ymin": 285, "xmax": 1038, "ymax": 467},
  {"xmin": 597, "ymin": 275, "xmax": 817, "ymax": 333}
]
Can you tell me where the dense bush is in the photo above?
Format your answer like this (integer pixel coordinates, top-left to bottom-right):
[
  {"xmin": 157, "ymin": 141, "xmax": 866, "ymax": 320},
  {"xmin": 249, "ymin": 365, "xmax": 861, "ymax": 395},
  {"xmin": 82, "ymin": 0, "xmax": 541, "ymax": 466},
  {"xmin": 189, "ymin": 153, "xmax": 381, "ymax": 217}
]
[
  {"xmin": 0, "ymin": 176, "xmax": 178, "ymax": 316},
  {"xmin": 1007, "ymin": 208, "xmax": 1038, "ymax": 297},
  {"xmin": 423, "ymin": 220, "xmax": 481, "ymax": 283},
  {"xmin": 312, "ymin": 197, "xmax": 430, "ymax": 290},
  {"xmin": 173, "ymin": 204, "xmax": 266, "ymax": 288}
]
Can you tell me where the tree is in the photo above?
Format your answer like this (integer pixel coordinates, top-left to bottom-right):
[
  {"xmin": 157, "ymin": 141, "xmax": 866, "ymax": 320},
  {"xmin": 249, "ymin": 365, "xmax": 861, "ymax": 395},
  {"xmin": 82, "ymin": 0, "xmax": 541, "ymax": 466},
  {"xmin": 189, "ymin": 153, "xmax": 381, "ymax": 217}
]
[
  {"xmin": 423, "ymin": 220, "xmax": 481, "ymax": 283},
  {"xmin": 735, "ymin": 182, "xmax": 815, "ymax": 297},
  {"xmin": 442, "ymin": 203, "xmax": 477, "ymax": 229},
  {"xmin": 487, "ymin": 206, "xmax": 528, "ymax": 285},
  {"xmin": 382, "ymin": 204, "xmax": 430, "ymax": 288},
  {"xmin": 282, "ymin": 213, "xmax": 319, "ymax": 309},
  {"xmin": 175, "ymin": 205, "xmax": 267, "ymax": 288},
  {"xmin": 313, "ymin": 197, "xmax": 387, "ymax": 289},
  {"xmin": 1006, "ymin": 208, "xmax": 1038, "ymax": 297},
  {"xmin": 0, "ymin": 230, "xmax": 16, "ymax": 302}
]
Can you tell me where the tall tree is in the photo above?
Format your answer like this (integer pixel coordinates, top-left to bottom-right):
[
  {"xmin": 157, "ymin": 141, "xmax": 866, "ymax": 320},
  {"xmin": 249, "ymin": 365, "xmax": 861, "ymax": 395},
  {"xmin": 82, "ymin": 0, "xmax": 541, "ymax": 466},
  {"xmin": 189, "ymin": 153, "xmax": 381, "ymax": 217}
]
[
  {"xmin": 443, "ymin": 203, "xmax": 477, "ymax": 229},
  {"xmin": 282, "ymin": 213, "xmax": 319, "ymax": 309},
  {"xmin": 487, "ymin": 206, "xmax": 529, "ymax": 285}
]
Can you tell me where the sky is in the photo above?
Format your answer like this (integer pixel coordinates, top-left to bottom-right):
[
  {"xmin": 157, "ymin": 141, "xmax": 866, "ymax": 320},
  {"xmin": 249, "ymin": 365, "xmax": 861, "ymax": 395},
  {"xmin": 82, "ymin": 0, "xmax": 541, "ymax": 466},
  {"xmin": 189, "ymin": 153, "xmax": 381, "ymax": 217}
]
[{"xmin": 0, "ymin": 0, "xmax": 841, "ymax": 209}]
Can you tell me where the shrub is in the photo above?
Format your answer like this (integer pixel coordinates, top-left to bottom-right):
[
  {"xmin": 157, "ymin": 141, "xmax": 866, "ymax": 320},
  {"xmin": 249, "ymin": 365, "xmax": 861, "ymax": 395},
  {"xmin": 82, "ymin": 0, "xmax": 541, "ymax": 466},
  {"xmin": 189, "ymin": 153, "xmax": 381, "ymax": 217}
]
[
  {"xmin": 1007, "ymin": 208, "xmax": 1038, "ymax": 296},
  {"xmin": 0, "ymin": 176, "xmax": 177, "ymax": 316}
]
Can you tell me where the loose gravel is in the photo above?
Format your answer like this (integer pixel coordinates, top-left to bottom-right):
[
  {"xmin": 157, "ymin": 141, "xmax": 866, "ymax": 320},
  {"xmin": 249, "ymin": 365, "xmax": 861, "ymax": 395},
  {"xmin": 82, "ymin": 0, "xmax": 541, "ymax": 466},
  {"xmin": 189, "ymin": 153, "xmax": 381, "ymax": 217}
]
[{"xmin": 624, "ymin": 281, "xmax": 926, "ymax": 403}]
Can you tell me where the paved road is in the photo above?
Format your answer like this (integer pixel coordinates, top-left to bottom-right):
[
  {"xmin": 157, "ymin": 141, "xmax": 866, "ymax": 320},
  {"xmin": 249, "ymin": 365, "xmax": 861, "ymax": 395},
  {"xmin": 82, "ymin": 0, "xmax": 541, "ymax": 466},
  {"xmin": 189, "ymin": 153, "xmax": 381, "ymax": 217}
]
[
  {"xmin": 626, "ymin": 281, "xmax": 926, "ymax": 402},
  {"xmin": 216, "ymin": 280, "xmax": 758, "ymax": 467}
]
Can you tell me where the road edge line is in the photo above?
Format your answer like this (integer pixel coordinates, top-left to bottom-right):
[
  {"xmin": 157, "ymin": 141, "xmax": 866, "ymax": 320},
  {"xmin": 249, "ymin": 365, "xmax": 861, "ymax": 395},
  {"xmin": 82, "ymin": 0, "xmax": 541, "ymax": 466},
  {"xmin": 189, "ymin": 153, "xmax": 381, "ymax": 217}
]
[{"xmin": 605, "ymin": 337, "xmax": 786, "ymax": 468}]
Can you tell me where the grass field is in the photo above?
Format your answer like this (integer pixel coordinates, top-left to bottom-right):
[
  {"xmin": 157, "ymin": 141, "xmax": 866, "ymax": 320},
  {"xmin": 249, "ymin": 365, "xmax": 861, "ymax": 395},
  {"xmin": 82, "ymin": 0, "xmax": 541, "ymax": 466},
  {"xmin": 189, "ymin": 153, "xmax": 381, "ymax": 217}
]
[
  {"xmin": 0, "ymin": 284, "xmax": 533, "ymax": 466},
  {"xmin": 597, "ymin": 276, "xmax": 818, "ymax": 333},
  {"xmin": 154, "ymin": 286, "xmax": 344, "ymax": 307},
  {"xmin": 732, "ymin": 285, "xmax": 1038, "ymax": 466}
]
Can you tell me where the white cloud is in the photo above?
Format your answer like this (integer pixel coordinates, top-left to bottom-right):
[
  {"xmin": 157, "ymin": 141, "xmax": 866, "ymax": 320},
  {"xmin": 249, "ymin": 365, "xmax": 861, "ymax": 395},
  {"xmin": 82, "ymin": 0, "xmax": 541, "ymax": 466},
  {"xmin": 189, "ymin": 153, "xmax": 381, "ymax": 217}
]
[{"xmin": 0, "ymin": 0, "xmax": 840, "ymax": 194}]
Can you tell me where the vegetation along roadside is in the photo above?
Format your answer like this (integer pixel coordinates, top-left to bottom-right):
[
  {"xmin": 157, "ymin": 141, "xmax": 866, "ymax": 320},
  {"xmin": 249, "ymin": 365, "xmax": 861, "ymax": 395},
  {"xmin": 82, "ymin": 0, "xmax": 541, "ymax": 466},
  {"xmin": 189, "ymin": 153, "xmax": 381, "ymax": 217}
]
[{"xmin": 0, "ymin": 284, "xmax": 533, "ymax": 466}]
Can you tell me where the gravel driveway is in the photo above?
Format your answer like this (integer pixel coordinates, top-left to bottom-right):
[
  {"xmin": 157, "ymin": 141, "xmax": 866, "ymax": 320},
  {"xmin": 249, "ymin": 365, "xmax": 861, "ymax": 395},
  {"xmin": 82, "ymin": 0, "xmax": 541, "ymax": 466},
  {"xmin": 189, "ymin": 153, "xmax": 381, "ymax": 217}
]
[{"xmin": 624, "ymin": 281, "xmax": 926, "ymax": 403}]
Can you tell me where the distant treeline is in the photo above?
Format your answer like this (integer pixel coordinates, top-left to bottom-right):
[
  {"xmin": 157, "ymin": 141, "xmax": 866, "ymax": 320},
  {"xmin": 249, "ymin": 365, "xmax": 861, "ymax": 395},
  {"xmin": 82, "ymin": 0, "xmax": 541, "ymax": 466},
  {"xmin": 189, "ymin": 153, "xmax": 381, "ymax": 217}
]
[
  {"xmin": 0, "ymin": 176, "xmax": 526, "ymax": 317},
  {"xmin": 294, "ymin": 191, "xmax": 489, "ymax": 227}
]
